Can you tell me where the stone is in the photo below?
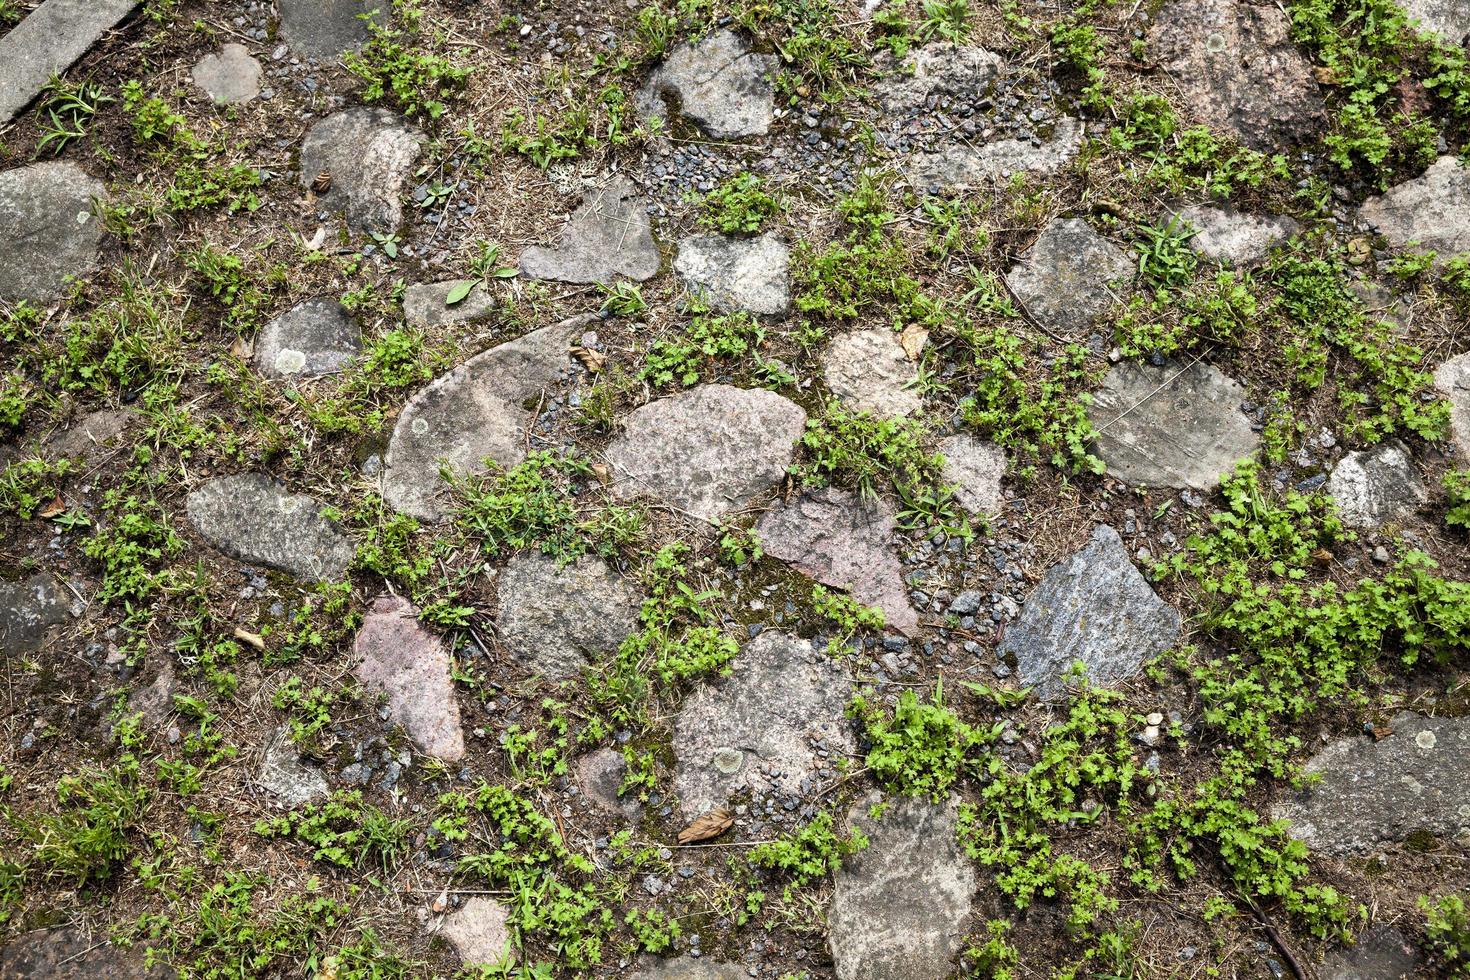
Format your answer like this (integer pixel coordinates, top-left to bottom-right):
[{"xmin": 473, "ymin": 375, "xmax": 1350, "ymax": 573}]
[
  {"xmin": 0, "ymin": 0, "xmax": 138, "ymax": 123},
  {"xmin": 1272, "ymin": 713, "xmax": 1470, "ymax": 854},
  {"xmin": 520, "ymin": 177, "xmax": 661, "ymax": 285},
  {"xmin": 878, "ymin": 44, "xmax": 1003, "ymax": 114},
  {"xmin": 822, "ymin": 329, "xmax": 922, "ymax": 418},
  {"xmin": 382, "ymin": 315, "xmax": 590, "ymax": 520},
  {"xmin": 829, "ymin": 793, "xmax": 975, "ymax": 980},
  {"xmin": 1171, "ymin": 205, "xmax": 1299, "ymax": 267},
  {"xmin": 908, "ymin": 117, "xmax": 1084, "ymax": 192},
  {"xmin": 42, "ymin": 409, "xmax": 135, "ymax": 466},
  {"xmin": 604, "ymin": 384, "xmax": 806, "ymax": 522},
  {"xmin": 937, "ymin": 435, "xmax": 1005, "ymax": 515},
  {"xmin": 1326, "ymin": 440, "xmax": 1427, "ymax": 528},
  {"xmin": 0, "ymin": 573, "xmax": 68, "ymax": 656},
  {"xmin": 438, "ymin": 898, "xmax": 514, "ymax": 967},
  {"xmin": 1089, "ymin": 361, "xmax": 1261, "ymax": 491},
  {"xmin": 1402, "ymin": 0, "xmax": 1470, "ymax": 42},
  {"xmin": 674, "ymin": 233, "xmax": 790, "ymax": 316},
  {"xmin": 756, "ymin": 488, "xmax": 919, "ymax": 635},
  {"xmin": 1360, "ymin": 156, "xmax": 1470, "ymax": 265},
  {"xmin": 1148, "ymin": 0, "xmax": 1324, "ymax": 151},
  {"xmin": 404, "ymin": 280, "xmax": 496, "ymax": 329},
  {"xmin": 999, "ymin": 525, "xmax": 1181, "ymax": 696},
  {"xmin": 632, "ymin": 958, "xmax": 746, "ymax": 980},
  {"xmin": 277, "ymin": 0, "xmax": 387, "ymax": 61},
  {"xmin": 191, "ymin": 44, "xmax": 263, "ymax": 103},
  {"xmin": 0, "ymin": 162, "xmax": 107, "ymax": 303},
  {"xmin": 494, "ymin": 551, "xmax": 640, "ymax": 680},
  {"xmin": 1004, "ymin": 218, "xmax": 1133, "ymax": 336},
  {"xmin": 672, "ymin": 633, "xmax": 853, "ymax": 819},
  {"xmin": 185, "ymin": 474, "xmax": 355, "ymax": 582},
  {"xmin": 353, "ymin": 594, "xmax": 465, "ymax": 761},
  {"xmin": 253, "ymin": 298, "xmax": 361, "ymax": 378},
  {"xmin": 639, "ymin": 29, "xmax": 776, "ymax": 139},
  {"xmin": 1319, "ymin": 925, "xmax": 1424, "ymax": 980},
  {"xmin": 577, "ymin": 748, "xmax": 640, "ymax": 817},
  {"xmin": 1435, "ymin": 351, "xmax": 1470, "ymax": 458},
  {"xmin": 257, "ymin": 726, "xmax": 329, "ymax": 807},
  {"xmin": 299, "ymin": 108, "xmax": 423, "ymax": 234},
  {"xmin": 0, "ymin": 927, "xmax": 172, "ymax": 979}
]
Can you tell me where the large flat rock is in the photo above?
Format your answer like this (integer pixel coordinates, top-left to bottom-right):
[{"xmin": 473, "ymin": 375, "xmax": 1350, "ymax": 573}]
[
  {"xmin": 878, "ymin": 43, "xmax": 1003, "ymax": 114},
  {"xmin": 908, "ymin": 118, "xmax": 1083, "ymax": 193},
  {"xmin": 438, "ymin": 897, "xmax": 515, "ymax": 968},
  {"xmin": 299, "ymin": 108, "xmax": 422, "ymax": 234},
  {"xmin": 1172, "ymin": 205, "xmax": 1298, "ymax": 267},
  {"xmin": 1319, "ymin": 925, "xmax": 1425, "ymax": 980},
  {"xmin": 0, "ymin": 927, "xmax": 172, "ymax": 979},
  {"xmin": 253, "ymin": 298, "xmax": 361, "ymax": 378},
  {"xmin": 1436, "ymin": 351, "xmax": 1470, "ymax": 458},
  {"xmin": 403, "ymin": 280, "xmax": 496, "ymax": 329},
  {"xmin": 1403, "ymin": 0, "xmax": 1470, "ymax": 42},
  {"xmin": 277, "ymin": 0, "xmax": 387, "ymax": 61},
  {"xmin": 823, "ymin": 328, "xmax": 922, "ymax": 418},
  {"xmin": 938, "ymin": 435, "xmax": 1005, "ymax": 515},
  {"xmin": 674, "ymin": 233, "xmax": 790, "ymax": 316},
  {"xmin": 494, "ymin": 551, "xmax": 640, "ymax": 680},
  {"xmin": 999, "ymin": 525, "xmax": 1181, "ymax": 695},
  {"xmin": 1089, "ymin": 361, "xmax": 1261, "ymax": 491},
  {"xmin": 520, "ymin": 177, "xmax": 660, "ymax": 285},
  {"xmin": 353, "ymin": 594, "xmax": 464, "ymax": 761},
  {"xmin": 1004, "ymin": 218, "xmax": 1133, "ymax": 335},
  {"xmin": 0, "ymin": 573, "xmax": 68, "ymax": 657},
  {"xmin": 0, "ymin": 0, "xmax": 138, "ymax": 123},
  {"xmin": 191, "ymin": 44, "xmax": 262, "ymax": 104},
  {"xmin": 1360, "ymin": 156, "xmax": 1470, "ymax": 264},
  {"xmin": 257, "ymin": 725, "xmax": 329, "ymax": 807},
  {"xmin": 1326, "ymin": 440, "xmax": 1427, "ymax": 528},
  {"xmin": 0, "ymin": 162, "xmax": 107, "ymax": 303},
  {"xmin": 639, "ymin": 29, "xmax": 776, "ymax": 139},
  {"xmin": 185, "ymin": 474, "xmax": 355, "ymax": 582}
]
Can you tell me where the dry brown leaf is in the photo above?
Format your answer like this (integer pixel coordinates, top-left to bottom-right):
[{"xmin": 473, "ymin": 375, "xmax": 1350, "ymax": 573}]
[
  {"xmin": 572, "ymin": 346, "xmax": 606, "ymax": 373},
  {"xmin": 590, "ymin": 462, "xmax": 612, "ymax": 485},
  {"xmin": 1346, "ymin": 237, "xmax": 1372, "ymax": 266},
  {"xmin": 230, "ymin": 335, "xmax": 254, "ymax": 360},
  {"xmin": 1371, "ymin": 725, "xmax": 1394, "ymax": 741},
  {"xmin": 1311, "ymin": 548, "xmax": 1334, "ymax": 566},
  {"xmin": 899, "ymin": 325, "xmax": 928, "ymax": 361},
  {"xmin": 677, "ymin": 806, "xmax": 733, "ymax": 845},
  {"xmin": 1313, "ymin": 66, "xmax": 1339, "ymax": 87},
  {"xmin": 232, "ymin": 627, "xmax": 266, "ymax": 651},
  {"xmin": 37, "ymin": 496, "xmax": 65, "ymax": 519}
]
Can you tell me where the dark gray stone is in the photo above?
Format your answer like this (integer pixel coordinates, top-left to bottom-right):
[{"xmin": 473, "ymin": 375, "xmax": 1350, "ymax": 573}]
[
  {"xmin": 577, "ymin": 748, "xmax": 641, "ymax": 818},
  {"xmin": 1327, "ymin": 440, "xmax": 1427, "ymax": 528},
  {"xmin": 257, "ymin": 726, "xmax": 329, "ymax": 807},
  {"xmin": 0, "ymin": 927, "xmax": 172, "ymax": 979},
  {"xmin": 639, "ymin": 29, "xmax": 776, "ymax": 139},
  {"xmin": 1004, "ymin": 218, "xmax": 1132, "ymax": 335},
  {"xmin": 404, "ymin": 280, "xmax": 495, "ymax": 329},
  {"xmin": 0, "ymin": 0, "xmax": 138, "ymax": 123},
  {"xmin": 277, "ymin": 0, "xmax": 387, "ymax": 61},
  {"xmin": 1319, "ymin": 925, "xmax": 1425, "ymax": 980},
  {"xmin": 520, "ymin": 177, "xmax": 660, "ymax": 285},
  {"xmin": 494, "ymin": 551, "xmax": 640, "ymax": 680},
  {"xmin": 1361, "ymin": 156, "xmax": 1470, "ymax": 266},
  {"xmin": 299, "ymin": 108, "xmax": 422, "ymax": 234},
  {"xmin": 674, "ymin": 233, "xmax": 790, "ymax": 316},
  {"xmin": 0, "ymin": 162, "xmax": 107, "ymax": 303},
  {"xmin": 0, "ymin": 574, "xmax": 68, "ymax": 657},
  {"xmin": 253, "ymin": 298, "xmax": 361, "ymax": 378},
  {"xmin": 185, "ymin": 474, "xmax": 355, "ymax": 582},
  {"xmin": 191, "ymin": 44, "xmax": 262, "ymax": 104}
]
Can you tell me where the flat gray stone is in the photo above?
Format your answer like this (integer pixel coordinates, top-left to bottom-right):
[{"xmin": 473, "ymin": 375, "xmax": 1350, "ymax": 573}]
[
  {"xmin": 576, "ymin": 748, "xmax": 640, "ymax": 818},
  {"xmin": 0, "ymin": 927, "xmax": 172, "ymax": 979},
  {"xmin": 1361, "ymin": 155, "xmax": 1470, "ymax": 265},
  {"xmin": 1272, "ymin": 713, "xmax": 1470, "ymax": 854},
  {"xmin": 1089, "ymin": 361, "xmax": 1261, "ymax": 491},
  {"xmin": 829, "ymin": 793, "xmax": 975, "ymax": 980},
  {"xmin": 1148, "ymin": 0, "xmax": 1324, "ymax": 150},
  {"xmin": 1435, "ymin": 351, "xmax": 1470, "ymax": 458},
  {"xmin": 520, "ymin": 177, "xmax": 660, "ymax": 285},
  {"xmin": 604, "ymin": 383, "xmax": 806, "ymax": 522},
  {"xmin": 1327, "ymin": 440, "xmax": 1427, "ymax": 528},
  {"xmin": 404, "ymin": 280, "xmax": 495, "ymax": 329},
  {"xmin": 823, "ymin": 329, "xmax": 922, "ymax": 418},
  {"xmin": 277, "ymin": 0, "xmax": 387, "ymax": 61},
  {"xmin": 757, "ymin": 488, "xmax": 919, "ymax": 635},
  {"xmin": 0, "ymin": 0, "xmax": 138, "ymax": 123},
  {"xmin": 1320, "ymin": 925, "xmax": 1425, "ymax": 980},
  {"xmin": 633, "ymin": 958, "xmax": 746, "ymax": 980},
  {"xmin": 999, "ymin": 525, "xmax": 1181, "ymax": 695},
  {"xmin": 639, "ymin": 29, "xmax": 776, "ymax": 139},
  {"xmin": 257, "ymin": 726, "xmax": 329, "ymax": 807},
  {"xmin": 253, "ymin": 298, "xmax": 361, "ymax": 378},
  {"xmin": 494, "ymin": 551, "xmax": 640, "ymax": 680},
  {"xmin": 299, "ymin": 108, "xmax": 422, "ymax": 234},
  {"xmin": 42, "ymin": 409, "xmax": 135, "ymax": 466},
  {"xmin": 382, "ymin": 315, "xmax": 590, "ymax": 520},
  {"xmin": 353, "ymin": 594, "xmax": 464, "ymax": 761},
  {"xmin": 0, "ymin": 574, "xmax": 68, "ymax": 657},
  {"xmin": 0, "ymin": 162, "xmax": 107, "ymax": 303},
  {"xmin": 938, "ymin": 435, "xmax": 1005, "ymax": 515},
  {"xmin": 673, "ymin": 633, "xmax": 853, "ymax": 820},
  {"xmin": 185, "ymin": 474, "xmax": 355, "ymax": 582},
  {"xmin": 191, "ymin": 43, "xmax": 262, "ymax": 103},
  {"xmin": 908, "ymin": 117, "xmax": 1083, "ymax": 193},
  {"xmin": 1004, "ymin": 218, "xmax": 1132, "ymax": 335},
  {"xmin": 1403, "ymin": 0, "xmax": 1470, "ymax": 42},
  {"xmin": 1172, "ymin": 205, "xmax": 1298, "ymax": 267},
  {"xmin": 439, "ymin": 898, "xmax": 514, "ymax": 968},
  {"xmin": 878, "ymin": 44, "xmax": 1003, "ymax": 114},
  {"xmin": 674, "ymin": 233, "xmax": 790, "ymax": 316}
]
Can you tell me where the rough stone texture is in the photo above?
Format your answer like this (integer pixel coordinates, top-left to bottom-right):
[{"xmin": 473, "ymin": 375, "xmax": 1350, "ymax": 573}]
[
  {"xmin": 439, "ymin": 898, "xmax": 515, "ymax": 967},
  {"xmin": 829, "ymin": 793, "xmax": 975, "ymax": 980},
  {"xmin": 756, "ymin": 488, "xmax": 919, "ymax": 635},
  {"xmin": 1361, "ymin": 156, "xmax": 1470, "ymax": 265},
  {"xmin": 1004, "ymin": 218, "xmax": 1133, "ymax": 335},
  {"xmin": 674, "ymin": 233, "xmax": 790, "ymax": 316},
  {"xmin": 1327, "ymin": 441, "xmax": 1427, "ymax": 528},
  {"xmin": 277, "ymin": 0, "xmax": 387, "ymax": 61},
  {"xmin": 521, "ymin": 178, "xmax": 661, "ymax": 285},
  {"xmin": 577, "ymin": 748, "xmax": 640, "ymax": 817},
  {"xmin": 0, "ymin": 0, "xmax": 138, "ymax": 123},
  {"xmin": 494, "ymin": 551, "xmax": 640, "ymax": 679},
  {"xmin": 938, "ymin": 435, "xmax": 1005, "ymax": 515},
  {"xmin": 673, "ymin": 633, "xmax": 853, "ymax": 819},
  {"xmin": 1272, "ymin": 713, "xmax": 1470, "ymax": 854},
  {"xmin": 632, "ymin": 958, "xmax": 747, "ymax": 980},
  {"xmin": 253, "ymin": 298, "xmax": 361, "ymax": 379},
  {"xmin": 257, "ymin": 726, "xmax": 329, "ymax": 807},
  {"xmin": 0, "ymin": 927, "xmax": 172, "ymax": 979},
  {"xmin": 185, "ymin": 474, "xmax": 355, "ymax": 582},
  {"xmin": 1319, "ymin": 925, "xmax": 1425, "ymax": 980},
  {"xmin": 999, "ymin": 525, "xmax": 1181, "ymax": 696},
  {"xmin": 299, "ymin": 108, "xmax": 423, "ymax": 234},
  {"xmin": 1172, "ymin": 205, "xmax": 1299, "ymax": 267},
  {"xmin": 353, "ymin": 595, "xmax": 465, "ymax": 761},
  {"xmin": 43, "ymin": 409, "xmax": 136, "ymax": 467},
  {"xmin": 604, "ymin": 384, "xmax": 807, "ymax": 522},
  {"xmin": 1089, "ymin": 361, "xmax": 1261, "ymax": 491},
  {"xmin": 822, "ymin": 329, "xmax": 922, "ymax": 418},
  {"xmin": 1402, "ymin": 0, "xmax": 1470, "ymax": 42},
  {"xmin": 404, "ymin": 280, "xmax": 496, "ymax": 329},
  {"xmin": 1148, "ymin": 0, "xmax": 1325, "ymax": 150},
  {"xmin": 0, "ymin": 574, "xmax": 68, "ymax": 657},
  {"xmin": 879, "ymin": 44, "xmax": 1003, "ymax": 114},
  {"xmin": 191, "ymin": 44, "xmax": 262, "ymax": 103},
  {"xmin": 1436, "ymin": 351, "xmax": 1470, "ymax": 458},
  {"xmin": 908, "ymin": 118, "xmax": 1084, "ymax": 192},
  {"xmin": 639, "ymin": 29, "xmax": 777, "ymax": 139},
  {"xmin": 382, "ymin": 315, "xmax": 589, "ymax": 520},
  {"xmin": 0, "ymin": 162, "xmax": 107, "ymax": 304}
]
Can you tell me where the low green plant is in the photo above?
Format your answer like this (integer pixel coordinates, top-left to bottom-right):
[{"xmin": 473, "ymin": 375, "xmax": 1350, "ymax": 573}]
[
  {"xmin": 1443, "ymin": 469, "xmax": 1470, "ymax": 530},
  {"xmin": 748, "ymin": 811, "xmax": 868, "ymax": 901},
  {"xmin": 849, "ymin": 679, "xmax": 995, "ymax": 800},
  {"xmin": 344, "ymin": 1, "xmax": 472, "ymax": 119},
  {"xmin": 34, "ymin": 75, "xmax": 113, "ymax": 157},
  {"xmin": 0, "ymin": 456, "xmax": 70, "ymax": 517},
  {"xmin": 699, "ymin": 172, "xmax": 781, "ymax": 234},
  {"xmin": 255, "ymin": 790, "xmax": 413, "ymax": 872},
  {"xmin": 13, "ymin": 757, "xmax": 149, "ymax": 885},
  {"xmin": 641, "ymin": 312, "xmax": 768, "ymax": 387},
  {"xmin": 1422, "ymin": 893, "xmax": 1470, "ymax": 976}
]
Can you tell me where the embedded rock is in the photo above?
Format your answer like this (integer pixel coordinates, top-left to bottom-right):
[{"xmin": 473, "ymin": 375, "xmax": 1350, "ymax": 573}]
[
  {"xmin": 185, "ymin": 474, "xmax": 355, "ymax": 582},
  {"xmin": 1360, "ymin": 155, "xmax": 1470, "ymax": 265},
  {"xmin": 999, "ymin": 525, "xmax": 1181, "ymax": 695},
  {"xmin": 1004, "ymin": 217, "xmax": 1133, "ymax": 335},
  {"xmin": 577, "ymin": 748, "xmax": 641, "ymax": 817},
  {"xmin": 257, "ymin": 726, "xmax": 329, "ymax": 807},
  {"xmin": 829, "ymin": 793, "xmax": 975, "ymax": 980},
  {"xmin": 604, "ymin": 384, "xmax": 806, "ymax": 521},
  {"xmin": 1272, "ymin": 713, "xmax": 1470, "ymax": 854},
  {"xmin": 938, "ymin": 435, "xmax": 1005, "ymax": 515},
  {"xmin": 520, "ymin": 177, "xmax": 661, "ymax": 285},
  {"xmin": 908, "ymin": 117, "xmax": 1084, "ymax": 192},
  {"xmin": 277, "ymin": 0, "xmax": 387, "ymax": 61},
  {"xmin": 633, "ymin": 958, "xmax": 746, "ymax": 980},
  {"xmin": 0, "ymin": 162, "xmax": 107, "ymax": 303},
  {"xmin": 672, "ymin": 633, "xmax": 853, "ymax": 820},
  {"xmin": 639, "ymin": 29, "xmax": 776, "ymax": 139},
  {"xmin": 878, "ymin": 44, "xmax": 1003, "ymax": 114},
  {"xmin": 439, "ymin": 898, "xmax": 515, "ymax": 968},
  {"xmin": 0, "ymin": 927, "xmax": 172, "ymax": 979},
  {"xmin": 41, "ymin": 409, "xmax": 136, "ymax": 467},
  {"xmin": 253, "ymin": 298, "xmax": 361, "ymax": 378},
  {"xmin": 1402, "ymin": 0, "xmax": 1470, "ymax": 42},
  {"xmin": 404, "ymin": 280, "xmax": 495, "ymax": 329},
  {"xmin": 1089, "ymin": 361, "xmax": 1261, "ymax": 491},
  {"xmin": 353, "ymin": 594, "xmax": 464, "ymax": 761},
  {"xmin": 299, "ymin": 108, "xmax": 423, "ymax": 234},
  {"xmin": 1436, "ymin": 351, "xmax": 1470, "ymax": 457},
  {"xmin": 1172, "ymin": 205, "xmax": 1298, "ymax": 267},
  {"xmin": 0, "ymin": 574, "xmax": 68, "ymax": 657},
  {"xmin": 674, "ymin": 233, "xmax": 790, "ymax": 316},
  {"xmin": 1326, "ymin": 441, "xmax": 1427, "ymax": 528},
  {"xmin": 191, "ymin": 44, "xmax": 262, "ymax": 103},
  {"xmin": 494, "ymin": 551, "xmax": 640, "ymax": 680},
  {"xmin": 822, "ymin": 328, "xmax": 922, "ymax": 418},
  {"xmin": 0, "ymin": 0, "xmax": 139, "ymax": 123},
  {"xmin": 756, "ymin": 488, "xmax": 919, "ymax": 635},
  {"xmin": 1319, "ymin": 925, "xmax": 1424, "ymax": 980}
]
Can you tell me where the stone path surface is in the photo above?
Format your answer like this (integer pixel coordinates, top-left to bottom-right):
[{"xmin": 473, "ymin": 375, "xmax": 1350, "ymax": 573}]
[
  {"xmin": 277, "ymin": 0, "xmax": 387, "ymax": 61},
  {"xmin": 633, "ymin": 958, "xmax": 746, "ymax": 980},
  {"xmin": 1436, "ymin": 351, "xmax": 1470, "ymax": 457},
  {"xmin": 1402, "ymin": 0, "xmax": 1470, "ymax": 42},
  {"xmin": 1359, "ymin": 155, "xmax": 1470, "ymax": 262},
  {"xmin": 878, "ymin": 44, "xmax": 1003, "ymax": 114},
  {"xmin": 494, "ymin": 551, "xmax": 640, "ymax": 679},
  {"xmin": 1005, "ymin": 218, "xmax": 1133, "ymax": 335},
  {"xmin": 822, "ymin": 328, "xmax": 922, "ymax": 418},
  {"xmin": 0, "ymin": 926, "xmax": 171, "ymax": 979},
  {"xmin": 1319, "ymin": 925, "xmax": 1425, "ymax": 980},
  {"xmin": 253, "ymin": 298, "xmax": 362, "ymax": 379},
  {"xmin": 0, "ymin": 574, "xmax": 68, "ymax": 657},
  {"xmin": 191, "ymin": 44, "xmax": 263, "ymax": 104},
  {"xmin": 908, "ymin": 117, "xmax": 1084, "ymax": 192},
  {"xmin": 353, "ymin": 595, "xmax": 465, "ymax": 761},
  {"xmin": 938, "ymin": 435, "xmax": 1006, "ymax": 515},
  {"xmin": 674, "ymin": 233, "xmax": 790, "ymax": 316},
  {"xmin": 0, "ymin": 162, "xmax": 107, "ymax": 303},
  {"xmin": 257, "ymin": 725, "xmax": 329, "ymax": 807},
  {"xmin": 185, "ymin": 474, "xmax": 356, "ymax": 582},
  {"xmin": 0, "ymin": 0, "xmax": 138, "ymax": 123},
  {"xmin": 1172, "ymin": 205, "xmax": 1299, "ymax": 267},
  {"xmin": 403, "ymin": 280, "xmax": 496, "ymax": 328},
  {"xmin": 1000, "ymin": 525, "xmax": 1181, "ymax": 695},
  {"xmin": 638, "ymin": 29, "xmax": 776, "ymax": 139},
  {"xmin": 299, "ymin": 108, "xmax": 423, "ymax": 234},
  {"xmin": 438, "ymin": 898, "xmax": 515, "ymax": 968},
  {"xmin": 520, "ymin": 177, "xmax": 661, "ymax": 284},
  {"xmin": 1327, "ymin": 440, "xmax": 1427, "ymax": 528}
]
